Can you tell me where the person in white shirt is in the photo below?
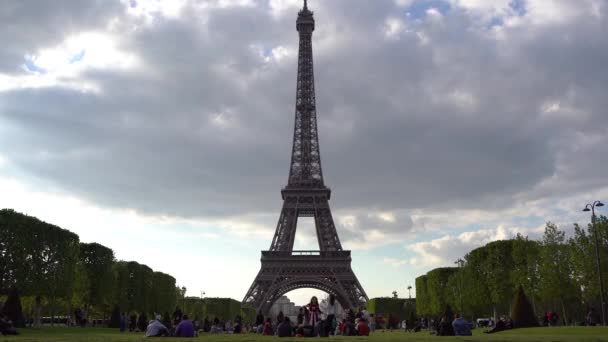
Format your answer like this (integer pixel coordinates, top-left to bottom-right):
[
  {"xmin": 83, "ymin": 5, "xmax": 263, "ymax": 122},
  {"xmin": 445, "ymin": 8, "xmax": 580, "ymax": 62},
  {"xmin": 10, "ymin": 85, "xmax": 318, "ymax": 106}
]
[{"xmin": 321, "ymin": 294, "xmax": 338, "ymax": 336}]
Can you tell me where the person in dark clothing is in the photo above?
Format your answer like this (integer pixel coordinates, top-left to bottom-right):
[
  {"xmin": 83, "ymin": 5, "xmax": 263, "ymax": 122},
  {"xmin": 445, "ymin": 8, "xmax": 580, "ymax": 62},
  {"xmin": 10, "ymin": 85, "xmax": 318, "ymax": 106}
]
[
  {"xmin": 119, "ymin": 312, "xmax": 127, "ymax": 332},
  {"xmin": 355, "ymin": 308, "xmax": 364, "ymax": 320},
  {"xmin": 0, "ymin": 314, "xmax": 18, "ymax": 335},
  {"xmin": 297, "ymin": 307, "xmax": 305, "ymax": 326},
  {"xmin": 137, "ymin": 312, "xmax": 147, "ymax": 332},
  {"xmin": 173, "ymin": 307, "xmax": 183, "ymax": 327},
  {"xmin": 277, "ymin": 317, "xmax": 293, "ymax": 337},
  {"xmin": 437, "ymin": 317, "xmax": 455, "ymax": 336},
  {"xmin": 203, "ymin": 316, "xmax": 211, "ymax": 332},
  {"xmin": 255, "ymin": 311, "xmax": 264, "ymax": 327},
  {"xmin": 344, "ymin": 320, "xmax": 357, "ymax": 336},
  {"xmin": 346, "ymin": 309, "xmax": 355, "ymax": 324},
  {"xmin": 485, "ymin": 319, "xmax": 506, "ymax": 334},
  {"xmin": 129, "ymin": 314, "xmax": 137, "ymax": 332},
  {"xmin": 277, "ymin": 311, "xmax": 285, "ymax": 326},
  {"xmin": 263, "ymin": 318, "xmax": 273, "ymax": 335},
  {"xmin": 587, "ymin": 308, "xmax": 600, "ymax": 326},
  {"xmin": 234, "ymin": 314, "xmax": 243, "ymax": 334}
]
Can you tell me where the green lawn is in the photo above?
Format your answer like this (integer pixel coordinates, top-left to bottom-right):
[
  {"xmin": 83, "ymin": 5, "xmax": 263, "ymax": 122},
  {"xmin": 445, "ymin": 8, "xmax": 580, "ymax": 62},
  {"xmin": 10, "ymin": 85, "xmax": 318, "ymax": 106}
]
[{"xmin": 1, "ymin": 327, "xmax": 608, "ymax": 342}]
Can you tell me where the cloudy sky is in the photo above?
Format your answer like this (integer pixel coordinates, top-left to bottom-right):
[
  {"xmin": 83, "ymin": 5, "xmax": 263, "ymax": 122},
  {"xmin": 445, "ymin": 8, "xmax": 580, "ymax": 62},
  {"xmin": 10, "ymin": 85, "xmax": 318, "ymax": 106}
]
[{"xmin": 1, "ymin": 0, "xmax": 607, "ymax": 305}]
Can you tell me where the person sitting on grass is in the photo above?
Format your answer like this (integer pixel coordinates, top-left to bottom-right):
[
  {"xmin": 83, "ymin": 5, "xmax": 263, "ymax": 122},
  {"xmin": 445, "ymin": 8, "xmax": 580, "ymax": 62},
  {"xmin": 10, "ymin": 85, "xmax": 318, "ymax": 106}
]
[
  {"xmin": 263, "ymin": 317, "xmax": 273, "ymax": 335},
  {"xmin": 0, "ymin": 314, "xmax": 18, "ymax": 336},
  {"xmin": 357, "ymin": 318, "xmax": 370, "ymax": 336},
  {"xmin": 437, "ymin": 316, "xmax": 455, "ymax": 336},
  {"xmin": 485, "ymin": 317, "xmax": 509, "ymax": 334},
  {"xmin": 175, "ymin": 314, "xmax": 195, "ymax": 338},
  {"xmin": 119, "ymin": 312, "xmax": 127, "ymax": 332},
  {"xmin": 145, "ymin": 315, "xmax": 170, "ymax": 337},
  {"xmin": 344, "ymin": 318, "xmax": 357, "ymax": 336},
  {"xmin": 277, "ymin": 316, "xmax": 293, "ymax": 337},
  {"xmin": 587, "ymin": 308, "xmax": 599, "ymax": 326},
  {"xmin": 452, "ymin": 313, "xmax": 472, "ymax": 336}
]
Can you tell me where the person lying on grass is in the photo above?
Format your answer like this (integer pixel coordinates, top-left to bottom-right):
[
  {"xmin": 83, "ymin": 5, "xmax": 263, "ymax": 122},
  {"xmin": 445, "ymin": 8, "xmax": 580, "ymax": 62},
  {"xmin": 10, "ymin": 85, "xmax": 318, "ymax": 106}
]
[{"xmin": 146, "ymin": 315, "xmax": 170, "ymax": 337}]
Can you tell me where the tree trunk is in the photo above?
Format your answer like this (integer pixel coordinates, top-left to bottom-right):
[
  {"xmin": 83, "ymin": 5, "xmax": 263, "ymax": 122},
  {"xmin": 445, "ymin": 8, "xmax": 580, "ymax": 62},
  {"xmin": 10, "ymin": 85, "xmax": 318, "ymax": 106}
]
[
  {"xmin": 50, "ymin": 296, "xmax": 55, "ymax": 327},
  {"xmin": 560, "ymin": 300, "xmax": 568, "ymax": 326}
]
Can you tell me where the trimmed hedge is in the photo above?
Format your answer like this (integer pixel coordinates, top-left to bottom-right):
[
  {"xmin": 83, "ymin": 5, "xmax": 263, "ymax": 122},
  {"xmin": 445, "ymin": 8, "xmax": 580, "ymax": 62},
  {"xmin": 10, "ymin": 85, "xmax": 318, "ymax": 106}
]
[
  {"xmin": 368, "ymin": 297, "xmax": 408, "ymax": 322},
  {"xmin": 205, "ymin": 298, "xmax": 241, "ymax": 320}
]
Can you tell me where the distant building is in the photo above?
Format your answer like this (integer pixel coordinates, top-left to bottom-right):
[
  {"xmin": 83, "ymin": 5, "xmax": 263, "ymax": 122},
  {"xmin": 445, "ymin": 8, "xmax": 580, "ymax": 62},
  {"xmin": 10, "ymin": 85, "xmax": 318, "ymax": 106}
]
[{"xmin": 269, "ymin": 296, "xmax": 300, "ymax": 322}]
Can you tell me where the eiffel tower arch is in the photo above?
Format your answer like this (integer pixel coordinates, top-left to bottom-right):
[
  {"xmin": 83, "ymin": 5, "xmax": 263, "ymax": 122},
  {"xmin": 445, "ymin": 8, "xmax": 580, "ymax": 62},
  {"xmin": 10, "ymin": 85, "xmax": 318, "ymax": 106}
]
[{"xmin": 242, "ymin": 0, "xmax": 368, "ymax": 313}]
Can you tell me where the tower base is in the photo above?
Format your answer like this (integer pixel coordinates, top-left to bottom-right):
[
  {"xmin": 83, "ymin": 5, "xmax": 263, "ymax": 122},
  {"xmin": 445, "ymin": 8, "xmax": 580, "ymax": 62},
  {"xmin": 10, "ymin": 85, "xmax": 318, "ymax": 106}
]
[{"xmin": 242, "ymin": 250, "xmax": 368, "ymax": 313}]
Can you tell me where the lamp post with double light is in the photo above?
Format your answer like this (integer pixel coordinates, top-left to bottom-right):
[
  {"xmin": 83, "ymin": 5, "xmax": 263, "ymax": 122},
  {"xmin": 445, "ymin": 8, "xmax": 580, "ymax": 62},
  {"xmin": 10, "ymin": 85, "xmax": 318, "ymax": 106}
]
[{"xmin": 584, "ymin": 200, "xmax": 606, "ymax": 326}]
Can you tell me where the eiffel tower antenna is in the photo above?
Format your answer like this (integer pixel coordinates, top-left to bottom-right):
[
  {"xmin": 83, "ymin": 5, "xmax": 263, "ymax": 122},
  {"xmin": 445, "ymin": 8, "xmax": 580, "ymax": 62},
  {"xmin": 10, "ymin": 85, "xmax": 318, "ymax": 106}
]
[{"xmin": 242, "ymin": 1, "xmax": 368, "ymax": 313}]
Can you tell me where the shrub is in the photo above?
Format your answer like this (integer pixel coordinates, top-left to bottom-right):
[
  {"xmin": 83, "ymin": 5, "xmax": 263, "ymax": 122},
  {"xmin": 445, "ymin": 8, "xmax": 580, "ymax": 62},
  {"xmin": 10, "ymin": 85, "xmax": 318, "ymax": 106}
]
[{"xmin": 1, "ymin": 287, "xmax": 25, "ymax": 327}]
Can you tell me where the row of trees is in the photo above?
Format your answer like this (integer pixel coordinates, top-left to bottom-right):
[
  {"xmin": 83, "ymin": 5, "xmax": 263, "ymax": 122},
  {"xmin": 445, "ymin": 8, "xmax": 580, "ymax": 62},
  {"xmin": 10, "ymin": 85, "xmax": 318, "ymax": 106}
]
[
  {"xmin": 0, "ymin": 209, "xmax": 177, "ymax": 322},
  {"xmin": 415, "ymin": 217, "xmax": 608, "ymax": 324}
]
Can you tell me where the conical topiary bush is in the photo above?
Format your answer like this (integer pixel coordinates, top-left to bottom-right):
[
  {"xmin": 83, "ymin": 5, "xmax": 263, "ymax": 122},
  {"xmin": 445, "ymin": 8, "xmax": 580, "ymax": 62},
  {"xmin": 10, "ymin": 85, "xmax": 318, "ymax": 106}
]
[
  {"xmin": 510, "ymin": 285, "xmax": 539, "ymax": 328},
  {"xmin": 1, "ymin": 287, "xmax": 25, "ymax": 328}
]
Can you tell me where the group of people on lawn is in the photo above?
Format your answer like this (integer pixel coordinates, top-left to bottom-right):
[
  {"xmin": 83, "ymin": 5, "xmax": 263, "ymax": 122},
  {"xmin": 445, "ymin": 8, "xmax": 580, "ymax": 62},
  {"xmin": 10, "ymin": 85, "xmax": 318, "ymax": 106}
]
[
  {"xmin": 257, "ymin": 295, "xmax": 373, "ymax": 337},
  {"xmin": 120, "ymin": 309, "xmax": 195, "ymax": 338}
]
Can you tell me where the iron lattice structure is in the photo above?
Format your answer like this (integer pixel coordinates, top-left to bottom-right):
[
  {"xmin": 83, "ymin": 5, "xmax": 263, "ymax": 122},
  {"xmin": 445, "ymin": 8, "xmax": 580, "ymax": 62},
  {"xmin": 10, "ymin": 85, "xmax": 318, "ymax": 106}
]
[{"xmin": 242, "ymin": 1, "xmax": 368, "ymax": 313}]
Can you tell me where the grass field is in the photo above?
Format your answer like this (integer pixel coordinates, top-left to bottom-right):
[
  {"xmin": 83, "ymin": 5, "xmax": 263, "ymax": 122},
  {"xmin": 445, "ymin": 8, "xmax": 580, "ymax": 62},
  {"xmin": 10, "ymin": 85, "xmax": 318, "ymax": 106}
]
[{"xmin": 1, "ymin": 327, "xmax": 608, "ymax": 342}]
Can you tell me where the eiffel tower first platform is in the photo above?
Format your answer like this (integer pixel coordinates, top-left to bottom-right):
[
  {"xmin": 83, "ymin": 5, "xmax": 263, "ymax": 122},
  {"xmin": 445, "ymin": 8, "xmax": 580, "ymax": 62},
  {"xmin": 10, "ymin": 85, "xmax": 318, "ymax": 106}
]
[{"xmin": 242, "ymin": 0, "xmax": 368, "ymax": 313}]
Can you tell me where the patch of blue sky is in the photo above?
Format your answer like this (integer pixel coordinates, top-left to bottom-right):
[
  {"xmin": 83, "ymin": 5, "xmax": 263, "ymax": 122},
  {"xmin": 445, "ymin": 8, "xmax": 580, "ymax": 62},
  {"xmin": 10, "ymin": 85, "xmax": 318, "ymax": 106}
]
[
  {"xmin": 363, "ymin": 244, "xmax": 414, "ymax": 259},
  {"xmin": 69, "ymin": 49, "xmax": 86, "ymax": 63},
  {"xmin": 23, "ymin": 58, "xmax": 46, "ymax": 74},
  {"xmin": 404, "ymin": 0, "xmax": 451, "ymax": 19},
  {"xmin": 509, "ymin": 0, "xmax": 526, "ymax": 16},
  {"xmin": 262, "ymin": 46, "xmax": 273, "ymax": 58},
  {"xmin": 489, "ymin": 16, "xmax": 504, "ymax": 28}
]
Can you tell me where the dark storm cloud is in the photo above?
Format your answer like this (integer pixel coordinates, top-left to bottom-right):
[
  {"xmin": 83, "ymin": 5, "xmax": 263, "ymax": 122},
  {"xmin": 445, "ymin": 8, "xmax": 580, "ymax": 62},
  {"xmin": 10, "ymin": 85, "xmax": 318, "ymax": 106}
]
[{"xmin": 0, "ymin": 0, "xmax": 607, "ymax": 231}]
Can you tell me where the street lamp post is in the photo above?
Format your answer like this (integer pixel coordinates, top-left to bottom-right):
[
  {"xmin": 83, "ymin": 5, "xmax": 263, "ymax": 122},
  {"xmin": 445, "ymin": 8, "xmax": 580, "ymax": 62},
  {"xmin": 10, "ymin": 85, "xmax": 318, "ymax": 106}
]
[
  {"xmin": 181, "ymin": 286, "xmax": 187, "ymax": 315},
  {"xmin": 407, "ymin": 285, "xmax": 412, "ymax": 299},
  {"xmin": 584, "ymin": 201, "xmax": 606, "ymax": 326}
]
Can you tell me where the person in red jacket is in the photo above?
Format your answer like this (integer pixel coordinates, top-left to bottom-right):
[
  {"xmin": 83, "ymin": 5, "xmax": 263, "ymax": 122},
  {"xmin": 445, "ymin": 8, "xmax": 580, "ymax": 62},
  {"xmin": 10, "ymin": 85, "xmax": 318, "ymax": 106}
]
[{"xmin": 356, "ymin": 318, "xmax": 370, "ymax": 336}]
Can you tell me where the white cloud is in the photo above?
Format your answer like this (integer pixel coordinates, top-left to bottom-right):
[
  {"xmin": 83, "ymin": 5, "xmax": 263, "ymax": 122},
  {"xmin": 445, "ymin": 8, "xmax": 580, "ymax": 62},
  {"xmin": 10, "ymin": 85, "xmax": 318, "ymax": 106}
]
[
  {"xmin": 382, "ymin": 257, "xmax": 410, "ymax": 268},
  {"xmin": 384, "ymin": 17, "xmax": 405, "ymax": 38},
  {"xmin": 406, "ymin": 224, "xmax": 543, "ymax": 268}
]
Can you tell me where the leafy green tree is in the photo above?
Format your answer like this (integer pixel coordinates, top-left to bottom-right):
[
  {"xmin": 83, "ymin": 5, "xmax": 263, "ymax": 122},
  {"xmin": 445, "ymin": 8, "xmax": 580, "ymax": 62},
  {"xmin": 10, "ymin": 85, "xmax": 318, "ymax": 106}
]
[
  {"xmin": 482, "ymin": 240, "xmax": 516, "ymax": 319},
  {"xmin": 79, "ymin": 243, "xmax": 115, "ymax": 309},
  {"xmin": 426, "ymin": 267, "xmax": 458, "ymax": 315},
  {"xmin": 510, "ymin": 234, "xmax": 541, "ymax": 311},
  {"xmin": 150, "ymin": 272, "xmax": 177, "ymax": 315},
  {"xmin": 569, "ymin": 216, "xmax": 608, "ymax": 320},
  {"xmin": 415, "ymin": 275, "xmax": 430, "ymax": 316},
  {"xmin": 0, "ymin": 210, "xmax": 43, "ymax": 294},
  {"xmin": 538, "ymin": 222, "xmax": 580, "ymax": 324},
  {"xmin": 462, "ymin": 246, "xmax": 493, "ymax": 318}
]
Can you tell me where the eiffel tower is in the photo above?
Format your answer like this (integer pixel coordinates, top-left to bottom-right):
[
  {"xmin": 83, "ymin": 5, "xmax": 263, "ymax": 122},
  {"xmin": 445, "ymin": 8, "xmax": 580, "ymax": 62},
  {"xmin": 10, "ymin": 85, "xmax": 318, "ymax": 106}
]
[{"xmin": 242, "ymin": 0, "xmax": 368, "ymax": 313}]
